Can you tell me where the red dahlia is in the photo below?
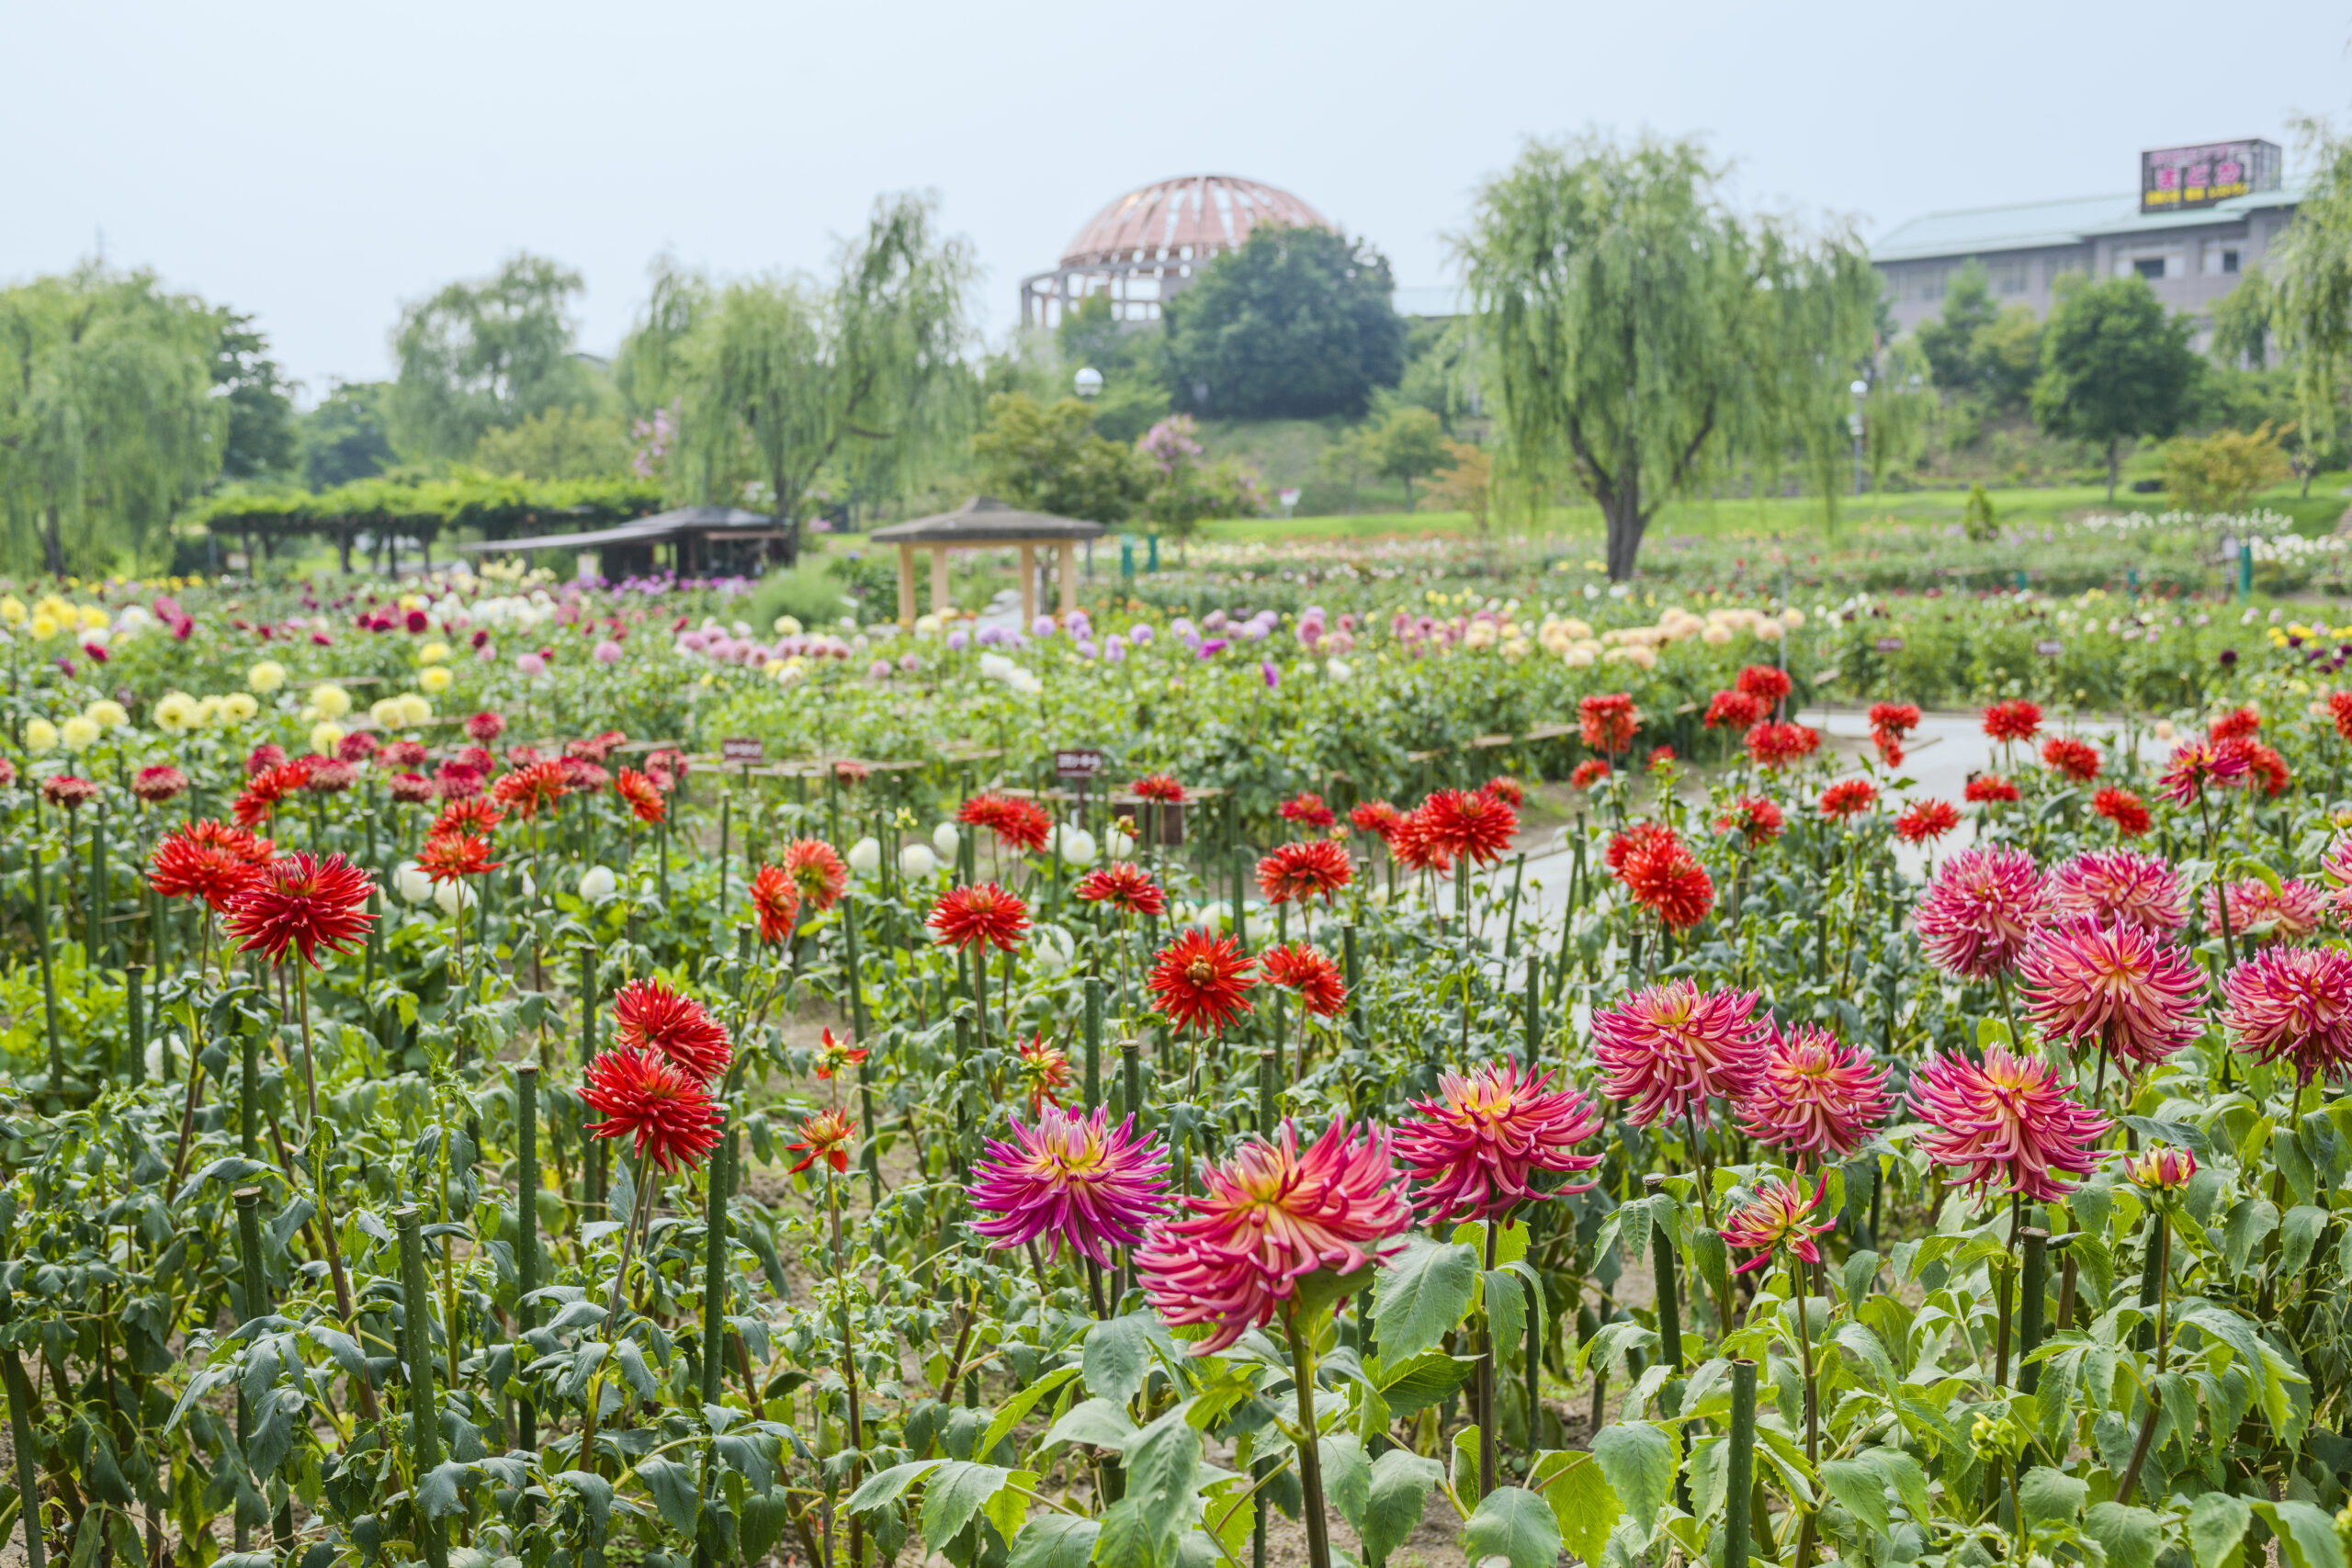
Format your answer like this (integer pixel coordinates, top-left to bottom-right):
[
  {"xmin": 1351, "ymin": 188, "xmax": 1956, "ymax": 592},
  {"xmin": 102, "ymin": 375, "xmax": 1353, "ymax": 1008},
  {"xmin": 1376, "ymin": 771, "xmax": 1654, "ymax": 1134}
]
[
  {"xmin": 2091, "ymin": 787, "xmax": 2152, "ymax": 837},
  {"xmin": 431, "ymin": 795, "xmax": 504, "ymax": 840},
  {"xmin": 417, "ymin": 832, "xmax": 501, "ymax": 885},
  {"xmin": 491, "ymin": 760, "xmax": 569, "ymax": 820},
  {"xmin": 1350, "ymin": 799, "xmax": 1404, "ymax": 836},
  {"xmin": 132, "ymin": 765, "xmax": 188, "ymax": 804},
  {"xmin": 582, "ymin": 1047, "xmax": 723, "ymax": 1173},
  {"xmin": 1074, "ymin": 862, "xmax": 1168, "ymax": 917},
  {"xmin": 784, "ymin": 839, "xmax": 849, "ymax": 911},
  {"xmin": 1964, "ymin": 773, "xmax": 2020, "ymax": 804},
  {"xmin": 1130, "ymin": 773, "xmax": 1187, "ymax": 803},
  {"xmin": 1745, "ymin": 721, "xmax": 1819, "ymax": 771},
  {"xmin": 750, "ymin": 863, "xmax": 800, "ymax": 943},
  {"xmin": 1579, "ymin": 693, "xmax": 1640, "ymax": 754},
  {"xmin": 612, "ymin": 978, "xmax": 733, "ymax": 1081},
  {"xmin": 1620, "ymin": 830, "xmax": 1714, "ymax": 930},
  {"xmin": 1260, "ymin": 942, "xmax": 1346, "ymax": 1017},
  {"xmin": 1570, "ymin": 759, "xmax": 1611, "ymax": 790},
  {"xmin": 1982, "ymin": 700, "xmax": 2042, "ymax": 744},
  {"xmin": 1278, "ymin": 791, "xmax": 1338, "ymax": 829},
  {"xmin": 614, "ymin": 768, "xmax": 667, "ymax": 825},
  {"xmin": 223, "ymin": 851, "xmax": 377, "ymax": 968},
  {"xmin": 1705, "ymin": 690, "xmax": 1763, "ymax": 729},
  {"xmin": 1818, "ymin": 778, "xmax": 1877, "ymax": 820},
  {"xmin": 1714, "ymin": 795, "xmax": 1784, "ymax": 846},
  {"xmin": 1894, "ymin": 798, "xmax": 1961, "ymax": 844},
  {"xmin": 1417, "ymin": 786, "xmax": 1517, "ymax": 867},
  {"xmin": 928, "ymin": 883, "xmax": 1031, "ymax": 953},
  {"xmin": 1736, "ymin": 664, "xmax": 1793, "ymax": 706},
  {"xmin": 1256, "ymin": 840, "xmax": 1354, "ymax": 905},
  {"xmin": 1148, "ymin": 930, "xmax": 1257, "ymax": 1034},
  {"xmin": 2041, "ymin": 737, "xmax": 2101, "ymax": 783},
  {"xmin": 150, "ymin": 820, "xmax": 274, "ymax": 910}
]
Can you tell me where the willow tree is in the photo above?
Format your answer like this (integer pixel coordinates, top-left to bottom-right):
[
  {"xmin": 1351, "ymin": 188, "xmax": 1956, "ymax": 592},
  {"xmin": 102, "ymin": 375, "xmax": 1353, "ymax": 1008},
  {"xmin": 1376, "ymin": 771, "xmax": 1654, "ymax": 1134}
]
[
  {"xmin": 667, "ymin": 194, "xmax": 973, "ymax": 547},
  {"xmin": 0, "ymin": 265, "xmax": 224, "ymax": 575},
  {"xmin": 1458, "ymin": 135, "xmax": 1878, "ymax": 579},
  {"xmin": 2267, "ymin": 118, "xmax": 2352, "ymax": 479}
]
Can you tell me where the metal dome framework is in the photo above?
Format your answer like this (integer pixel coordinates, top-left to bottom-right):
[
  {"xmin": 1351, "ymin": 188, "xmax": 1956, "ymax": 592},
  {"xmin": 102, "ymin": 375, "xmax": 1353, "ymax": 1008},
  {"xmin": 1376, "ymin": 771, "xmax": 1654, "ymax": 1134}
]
[{"xmin": 1019, "ymin": 174, "xmax": 1331, "ymax": 329}]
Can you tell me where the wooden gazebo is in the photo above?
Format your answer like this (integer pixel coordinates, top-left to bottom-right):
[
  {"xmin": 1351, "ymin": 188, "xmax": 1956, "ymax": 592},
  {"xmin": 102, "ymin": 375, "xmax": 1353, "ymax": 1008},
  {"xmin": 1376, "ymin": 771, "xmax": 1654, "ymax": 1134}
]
[{"xmin": 870, "ymin": 496, "xmax": 1105, "ymax": 627}]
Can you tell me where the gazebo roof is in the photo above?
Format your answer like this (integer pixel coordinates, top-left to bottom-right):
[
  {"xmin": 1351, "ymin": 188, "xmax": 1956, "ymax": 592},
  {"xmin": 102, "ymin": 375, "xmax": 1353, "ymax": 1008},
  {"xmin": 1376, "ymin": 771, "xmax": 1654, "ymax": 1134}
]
[
  {"xmin": 870, "ymin": 496, "xmax": 1105, "ymax": 545},
  {"xmin": 458, "ymin": 506, "xmax": 780, "ymax": 554}
]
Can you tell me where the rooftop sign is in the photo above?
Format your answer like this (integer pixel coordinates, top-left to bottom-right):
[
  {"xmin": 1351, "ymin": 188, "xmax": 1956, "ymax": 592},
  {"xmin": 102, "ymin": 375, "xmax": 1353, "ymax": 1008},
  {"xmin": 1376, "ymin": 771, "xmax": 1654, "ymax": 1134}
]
[{"xmin": 2141, "ymin": 140, "xmax": 2281, "ymax": 214}]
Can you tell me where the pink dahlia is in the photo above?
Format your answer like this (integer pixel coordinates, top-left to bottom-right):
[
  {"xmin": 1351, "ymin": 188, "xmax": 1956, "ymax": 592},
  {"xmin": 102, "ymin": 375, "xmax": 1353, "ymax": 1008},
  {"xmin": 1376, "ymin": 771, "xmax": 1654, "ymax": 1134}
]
[
  {"xmin": 2202, "ymin": 878, "xmax": 2325, "ymax": 944},
  {"xmin": 1735, "ymin": 1022, "xmax": 1892, "ymax": 1164},
  {"xmin": 967, "ymin": 1105, "xmax": 1171, "ymax": 1268},
  {"xmin": 1393, "ymin": 1063, "xmax": 1604, "ymax": 1225},
  {"xmin": 2222, "ymin": 945, "xmax": 2352, "ymax": 1085},
  {"xmin": 2043, "ymin": 849, "xmax": 2188, "ymax": 934},
  {"xmin": 1590, "ymin": 981, "xmax": 1770, "ymax": 1127},
  {"xmin": 1720, "ymin": 1177, "xmax": 1835, "ymax": 1274},
  {"xmin": 1908, "ymin": 1044, "xmax": 2111, "ymax": 1201},
  {"xmin": 2155, "ymin": 738, "xmax": 2251, "ymax": 807},
  {"xmin": 2016, "ymin": 915, "xmax": 2205, "ymax": 1068},
  {"xmin": 1913, "ymin": 846, "xmax": 2045, "ymax": 980},
  {"xmin": 1138, "ymin": 1119, "xmax": 1410, "ymax": 1354}
]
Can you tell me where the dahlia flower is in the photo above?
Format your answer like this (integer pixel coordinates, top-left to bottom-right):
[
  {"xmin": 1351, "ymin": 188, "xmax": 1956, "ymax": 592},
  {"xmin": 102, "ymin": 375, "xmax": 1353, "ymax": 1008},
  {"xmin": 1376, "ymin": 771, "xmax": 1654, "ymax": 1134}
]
[
  {"xmin": 1075, "ymin": 862, "xmax": 1168, "ymax": 917},
  {"xmin": 1394, "ymin": 1063, "xmax": 1602, "ymax": 1224},
  {"xmin": 1138, "ymin": 1119, "xmax": 1410, "ymax": 1353},
  {"xmin": 2044, "ymin": 848, "xmax": 2187, "ymax": 933},
  {"xmin": 812, "ymin": 1027, "xmax": 867, "ymax": 1080},
  {"xmin": 2128, "ymin": 1145, "xmax": 2197, "ymax": 1191},
  {"xmin": 959, "ymin": 794, "xmax": 1052, "ymax": 854},
  {"xmin": 417, "ymin": 832, "xmax": 501, "ymax": 886},
  {"xmin": 1257, "ymin": 840, "xmax": 1353, "ymax": 905},
  {"xmin": 466, "ymin": 711, "xmax": 505, "ymax": 743},
  {"xmin": 783, "ymin": 839, "xmax": 849, "ymax": 910},
  {"xmin": 1387, "ymin": 809, "xmax": 1454, "ymax": 875},
  {"xmin": 1745, "ymin": 721, "xmax": 1819, "ymax": 771},
  {"xmin": 784, "ymin": 1106, "xmax": 856, "ymax": 1175},
  {"xmin": 2209, "ymin": 706, "xmax": 2260, "ymax": 741},
  {"xmin": 1720, "ymin": 1177, "xmax": 1834, "ymax": 1274},
  {"xmin": 1278, "ymin": 792, "xmax": 1338, "ymax": 829},
  {"xmin": 432, "ymin": 796, "xmax": 505, "ymax": 840},
  {"xmin": 149, "ymin": 820, "xmax": 275, "ymax": 910},
  {"xmin": 612, "ymin": 978, "xmax": 732, "ymax": 1081},
  {"xmin": 492, "ymin": 760, "xmax": 569, "ymax": 819},
  {"xmin": 1147, "ymin": 930, "xmax": 1256, "ymax": 1033},
  {"xmin": 1705, "ymin": 690, "xmax": 1763, "ymax": 729},
  {"xmin": 2155, "ymin": 738, "xmax": 2250, "ymax": 807},
  {"xmin": 1894, "ymin": 798, "xmax": 1961, "ymax": 844},
  {"xmin": 1736, "ymin": 1022, "xmax": 1892, "ymax": 1163},
  {"xmin": 2041, "ymin": 737, "xmax": 2101, "ymax": 783},
  {"xmin": 583, "ymin": 1046, "xmax": 724, "ymax": 1173},
  {"xmin": 1349, "ymin": 800, "xmax": 1403, "ymax": 835},
  {"xmin": 751, "ymin": 863, "xmax": 800, "ymax": 942},
  {"xmin": 1819, "ymin": 779, "xmax": 1877, "ymax": 820},
  {"xmin": 1965, "ymin": 774, "xmax": 2020, "ymax": 805},
  {"xmin": 1982, "ymin": 700, "xmax": 2042, "ymax": 744},
  {"xmin": 928, "ymin": 882, "xmax": 1031, "ymax": 953},
  {"xmin": 1481, "ymin": 775, "xmax": 1526, "ymax": 807},
  {"xmin": 1591, "ymin": 980, "xmax": 1770, "ymax": 1126},
  {"xmin": 387, "ymin": 772, "xmax": 435, "ymax": 805},
  {"xmin": 1619, "ymin": 832, "xmax": 1713, "ymax": 930},
  {"xmin": 132, "ymin": 765, "xmax": 188, "ymax": 804},
  {"xmin": 1737, "ymin": 665, "xmax": 1793, "ymax": 706},
  {"xmin": 2092, "ymin": 787, "xmax": 2152, "ymax": 837},
  {"xmin": 2222, "ymin": 944, "xmax": 2352, "ymax": 1085},
  {"xmin": 1606, "ymin": 821, "xmax": 1676, "ymax": 874},
  {"xmin": 1569, "ymin": 760, "xmax": 1611, "ymax": 791},
  {"xmin": 1914, "ymin": 846, "xmax": 2044, "ymax": 979},
  {"xmin": 1014, "ymin": 1033, "xmax": 1073, "ymax": 1114},
  {"xmin": 2325, "ymin": 835, "xmax": 2352, "ymax": 919},
  {"xmin": 1418, "ymin": 787, "xmax": 1518, "ymax": 867},
  {"xmin": 2331, "ymin": 690, "xmax": 2352, "ymax": 743},
  {"xmin": 1714, "ymin": 795, "xmax": 1785, "ymax": 846},
  {"xmin": 1908, "ymin": 1044, "xmax": 2110, "ymax": 1201},
  {"xmin": 305, "ymin": 761, "xmax": 359, "ymax": 795},
  {"xmin": 1868, "ymin": 702, "xmax": 1921, "ymax": 742},
  {"xmin": 969, "ymin": 1106, "xmax": 1170, "ymax": 1266},
  {"xmin": 223, "ymin": 851, "xmax": 376, "ymax": 967},
  {"xmin": 2017, "ymin": 915, "xmax": 2205, "ymax": 1067},
  {"xmin": 1261, "ymin": 942, "xmax": 1347, "ymax": 1018},
  {"xmin": 1579, "ymin": 693, "xmax": 1640, "ymax": 754},
  {"xmin": 2203, "ymin": 878, "xmax": 2325, "ymax": 944},
  {"xmin": 1131, "ymin": 773, "xmax": 1187, "ymax": 803},
  {"xmin": 614, "ymin": 768, "xmax": 667, "ymax": 825},
  {"xmin": 2232, "ymin": 739, "xmax": 2290, "ymax": 796}
]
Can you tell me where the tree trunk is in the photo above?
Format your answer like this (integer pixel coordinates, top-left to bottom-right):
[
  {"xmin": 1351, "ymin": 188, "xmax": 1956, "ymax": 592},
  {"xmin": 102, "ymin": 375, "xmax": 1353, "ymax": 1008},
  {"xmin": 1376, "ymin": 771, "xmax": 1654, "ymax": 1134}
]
[
  {"xmin": 336, "ymin": 527, "xmax": 352, "ymax": 576},
  {"xmin": 41, "ymin": 506, "xmax": 64, "ymax": 577},
  {"xmin": 2106, "ymin": 439, "xmax": 2120, "ymax": 502},
  {"xmin": 1604, "ymin": 466, "xmax": 1646, "ymax": 582}
]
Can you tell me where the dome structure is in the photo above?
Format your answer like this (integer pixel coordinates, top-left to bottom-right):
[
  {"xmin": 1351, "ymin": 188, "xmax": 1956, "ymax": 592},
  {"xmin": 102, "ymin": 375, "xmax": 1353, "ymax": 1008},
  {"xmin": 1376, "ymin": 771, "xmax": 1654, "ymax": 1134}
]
[{"xmin": 1021, "ymin": 174, "xmax": 1331, "ymax": 329}]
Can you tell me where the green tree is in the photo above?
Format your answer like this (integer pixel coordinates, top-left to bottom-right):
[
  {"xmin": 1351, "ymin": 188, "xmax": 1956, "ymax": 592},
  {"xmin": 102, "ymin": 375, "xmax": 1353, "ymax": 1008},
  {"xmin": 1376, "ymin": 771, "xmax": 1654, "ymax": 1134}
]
[
  {"xmin": 1367, "ymin": 402, "xmax": 1448, "ymax": 507},
  {"xmin": 470, "ymin": 405, "xmax": 634, "ymax": 480},
  {"xmin": 2030, "ymin": 273, "xmax": 2198, "ymax": 500},
  {"xmin": 1161, "ymin": 227, "xmax": 1405, "ymax": 419},
  {"xmin": 970, "ymin": 391, "xmax": 1151, "ymax": 522},
  {"xmin": 214, "ymin": 312, "xmax": 298, "ymax": 479},
  {"xmin": 388, "ymin": 253, "xmax": 603, "ymax": 462},
  {"xmin": 1916, "ymin": 261, "xmax": 2001, "ymax": 395},
  {"xmin": 2264, "ymin": 117, "xmax": 2352, "ymax": 490},
  {"xmin": 2210, "ymin": 266, "xmax": 2275, "ymax": 370},
  {"xmin": 613, "ymin": 255, "xmax": 711, "ymax": 418},
  {"xmin": 667, "ymin": 193, "xmax": 973, "ymax": 557},
  {"xmin": 1460, "ymin": 133, "xmax": 1879, "ymax": 580},
  {"xmin": 300, "ymin": 381, "xmax": 395, "ymax": 491},
  {"xmin": 1862, "ymin": 340, "xmax": 1938, "ymax": 489},
  {"xmin": 2163, "ymin": 423, "xmax": 2291, "ymax": 512},
  {"xmin": 0, "ymin": 265, "xmax": 224, "ymax": 574}
]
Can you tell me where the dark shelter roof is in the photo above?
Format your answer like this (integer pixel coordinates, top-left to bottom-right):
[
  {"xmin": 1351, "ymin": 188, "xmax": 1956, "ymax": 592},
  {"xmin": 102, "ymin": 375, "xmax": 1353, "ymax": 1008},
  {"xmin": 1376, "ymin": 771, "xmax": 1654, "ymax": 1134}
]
[
  {"xmin": 457, "ymin": 506, "xmax": 781, "ymax": 554},
  {"xmin": 869, "ymin": 496, "xmax": 1105, "ymax": 545}
]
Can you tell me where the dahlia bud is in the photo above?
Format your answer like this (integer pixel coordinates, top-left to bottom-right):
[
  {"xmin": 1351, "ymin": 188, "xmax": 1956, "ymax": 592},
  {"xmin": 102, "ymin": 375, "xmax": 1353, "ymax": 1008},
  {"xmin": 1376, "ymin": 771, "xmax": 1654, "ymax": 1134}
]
[{"xmin": 2127, "ymin": 1145, "xmax": 2197, "ymax": 1192}]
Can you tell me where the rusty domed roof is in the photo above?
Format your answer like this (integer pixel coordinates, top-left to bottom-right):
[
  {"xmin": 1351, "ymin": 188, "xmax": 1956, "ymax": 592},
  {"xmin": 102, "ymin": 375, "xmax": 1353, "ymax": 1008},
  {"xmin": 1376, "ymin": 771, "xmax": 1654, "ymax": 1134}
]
[{"xmin": 1060, "ymin": 175, "xmax": 1330, "ymax": 269}]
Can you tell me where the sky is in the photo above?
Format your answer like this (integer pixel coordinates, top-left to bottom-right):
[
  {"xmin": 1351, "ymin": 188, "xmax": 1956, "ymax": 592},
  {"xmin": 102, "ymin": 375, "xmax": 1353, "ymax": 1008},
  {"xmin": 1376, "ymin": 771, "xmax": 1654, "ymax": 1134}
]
[{"xmin": 7, "ymin": 0, "xmax": 2348, "ymax": 402}]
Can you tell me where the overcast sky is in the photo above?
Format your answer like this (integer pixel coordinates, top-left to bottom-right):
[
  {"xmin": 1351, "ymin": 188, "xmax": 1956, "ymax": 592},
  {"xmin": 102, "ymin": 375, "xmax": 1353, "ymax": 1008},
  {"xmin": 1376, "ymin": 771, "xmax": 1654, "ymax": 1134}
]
[{"xmin": 8, "ymin": 0, "xmax": 2347, "ymax": 401}]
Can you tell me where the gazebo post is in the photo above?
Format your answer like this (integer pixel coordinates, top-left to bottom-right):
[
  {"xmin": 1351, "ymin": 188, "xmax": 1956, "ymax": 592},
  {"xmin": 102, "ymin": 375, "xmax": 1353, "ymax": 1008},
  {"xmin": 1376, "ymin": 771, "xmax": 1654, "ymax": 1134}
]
[
  {"xmin": 1057, "ymin": 541, "xmax": 1077, "ymax": 619},
  {"xmin": 1018, "ymin": 542, "xmax": 1037, "ymax": 626},
  {"xmin": 895, "ymin": 543, "xmax": 917, "ymax": 627},
  {"xmin": 931, "ymin": 547, "xmax": 951, "ymax": 615}
]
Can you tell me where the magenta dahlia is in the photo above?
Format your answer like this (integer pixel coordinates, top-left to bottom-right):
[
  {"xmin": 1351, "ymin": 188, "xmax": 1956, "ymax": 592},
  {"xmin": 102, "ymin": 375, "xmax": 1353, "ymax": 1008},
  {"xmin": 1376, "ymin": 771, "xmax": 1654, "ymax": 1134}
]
[
  {"xmin": 1719, "ymin": 1177, "xmax": 1835, "ymax": 1274},
  {"xmin": 1591, "ymin": 981, "xmax": 1770, "ymax": 1127},
  {"xmin": 967, "ymin": 1106, "xmax": 1171, "ymax": 1267},
  {"xmin": 1913, "ymin": 846, "xmax": 2045, "ymax": 980},
  {"xmin": 2222, "ymin": 944, "xmax": 2352, "ymax": 1085},
  {"xmin": 2016, "ymin": 915, "xmax": 2205, "ymax": 1067},
  {"xmin": 1138, "ymin": 1119, "xmax": 1410, "ymax": 1354},
  {"xmin": 1908, "ymin": 1044, "xmax": 2111, "ymax": 1201},
  {"xmin": 2042, "ymin": 849, "xmax": 2188, "ymax": 935},
  {"xmin": 1393, "ymin": 1063, "xmax": 1604, "ymax": 1225},
  {"xmin": 2203, "ymin": 877, "xmax": 2325, "ymax": 944},
  {"xmin": 1735, "ymin": 1022, "xmax": 1892, "ymax": 1164}
]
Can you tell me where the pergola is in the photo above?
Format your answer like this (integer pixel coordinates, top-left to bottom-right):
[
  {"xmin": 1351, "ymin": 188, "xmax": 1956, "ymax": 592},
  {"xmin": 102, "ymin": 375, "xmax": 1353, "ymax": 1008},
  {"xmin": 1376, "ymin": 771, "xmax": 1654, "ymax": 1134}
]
[{"xmin": 870, "ymin": 496, "xmax": 1105, "ymax": 627}]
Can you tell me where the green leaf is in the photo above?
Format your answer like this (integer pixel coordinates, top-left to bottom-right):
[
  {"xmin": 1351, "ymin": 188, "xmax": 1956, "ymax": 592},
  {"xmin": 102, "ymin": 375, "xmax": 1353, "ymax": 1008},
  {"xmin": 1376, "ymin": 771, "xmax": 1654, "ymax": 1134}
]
[
  {"xmin": 1359, "ymin": 1450, "xmax": 1443, "ymax": 1568},
  {"xmin": 2018, "ymin": 1467, "xmax": 2086, "ymax": 1529},
  {"xmin": 1483, "ymin": 1268, "xmax": 1526, "ymax": 1359},
  {"xmin": 1462, "ymin": 1485, "xmax": 1563, "ymax": 1568},
  {"xmin": 1040, "ymin": 1399, "xmax": 1139, "ymax": 1452},
  {"xmin": 1817, "ymin": 1458, "xmax": 1890, "ymax": 1539},
  {"xmin": 921, "ymin": 1461, "xmax": 1013, "ymax": 1548},
  {"xmin": 1094, "ymin": 1405, "xmax": 1202, "ymax": 1568},
  {"xmin": 2086, "ymin": 1503, "xmax": 2160, "ymax": 1568},
  {"xmin": 1009, "ymin": 1515, "xmax": 1100, "ymax": 1568},
  {"xmin": 1451, "ymin": 1425, "xmax": 1481, "ymax": 1507},
  {"xmin": 1373, "ymin": 1235, "xmax": 1480, "ymax": 1364},
  {"xmin": 2222, "ymin": 1198, "xmax": 2280, "ymax": 1275},
  {"xmin": 636, "ymin": 1455, "xmax": 701, "ymax": 1536},
  {"xmin": 1592, "ymin": 1422, "xmax": 1677, "ymax": 1547},
  {"xmin": 1530, "ymin": 1450, "xmax": 1619, "ymax": 1567},
  {"xmin": 1321, "ymin": 1434, "xmax": 1372, "ymax": 1536},
  {"xmin": 2252, "ymin": 1501, "xmax": 2348, "ymax": 1568},
  {"xmin": 982, "ymin": 1366, "xmax": 1080, "ymax": 1461},
  {"xmin": 1863, "ymin": 1448, "xmax": 1930, "ymax": 1526},
  {"xmin": 2188, "ymin": 1490, "xmax": 2252, "ymax": 1568},
  {"xmin": 1083, "ymin": 1313, "xmax": 1164, "ymax": 1406},
  {"xmin": 417, "ymin": 1461, "xmax": 470, "ymax": 1520},
  {"xmin": 844, "ymin": 1459, "xmax": 943, "ymax": 1514},
  {"xmin": 2279, "ymin": 1205, "xmax": 2328, "ymax": 1280},
  {"xmin": 1831, "ymin": 1323, "xmax": 1897, "ymax": 1391}
]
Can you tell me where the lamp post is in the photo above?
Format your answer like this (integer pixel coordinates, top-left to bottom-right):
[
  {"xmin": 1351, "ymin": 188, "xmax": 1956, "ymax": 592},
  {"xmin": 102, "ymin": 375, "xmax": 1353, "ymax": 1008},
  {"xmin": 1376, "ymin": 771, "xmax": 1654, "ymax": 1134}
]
[
  {"xmin": 1848, "ymin": 378, "xmax": 1869, "ymax": 496},
  {"xmin": 1075, "ymin": 368, "xmax": 1104, "ymax": 581}
]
